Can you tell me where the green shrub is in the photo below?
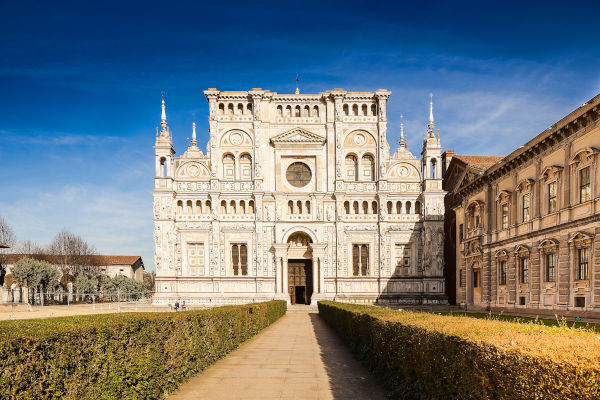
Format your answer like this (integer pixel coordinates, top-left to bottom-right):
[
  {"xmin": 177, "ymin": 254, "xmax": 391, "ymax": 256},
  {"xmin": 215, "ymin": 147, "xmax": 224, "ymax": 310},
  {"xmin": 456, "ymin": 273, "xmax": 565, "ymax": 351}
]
[
  {"xmin": 318, "ymin": 301, "xmax": 600, "ymax": 400},
  {"xmin": 0, "ymin": 300, "xmax": 286, "ymax": 399}
]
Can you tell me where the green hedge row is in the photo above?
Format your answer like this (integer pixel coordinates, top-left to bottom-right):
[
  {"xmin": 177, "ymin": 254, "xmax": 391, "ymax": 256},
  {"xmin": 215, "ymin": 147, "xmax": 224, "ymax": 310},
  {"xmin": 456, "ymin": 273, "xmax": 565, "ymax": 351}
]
[
  {"xmin": 0, "ymin": 300, "xmax": 286, "ymax": 399},
  {"xmin": 318, "ymin": 301, "xmax": 600, "ymax": 400}
]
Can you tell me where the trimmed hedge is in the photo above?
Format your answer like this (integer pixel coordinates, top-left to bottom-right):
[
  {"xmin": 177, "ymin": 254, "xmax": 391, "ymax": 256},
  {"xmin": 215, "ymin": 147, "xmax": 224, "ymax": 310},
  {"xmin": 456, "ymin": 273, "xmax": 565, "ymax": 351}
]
[
  {"xmin": 318, "ymin": 301, "xmax": 600, "ymax": 400},
  {"xmin": 0, "ymin": 300, "xmax": 286, "ymax": 399}
]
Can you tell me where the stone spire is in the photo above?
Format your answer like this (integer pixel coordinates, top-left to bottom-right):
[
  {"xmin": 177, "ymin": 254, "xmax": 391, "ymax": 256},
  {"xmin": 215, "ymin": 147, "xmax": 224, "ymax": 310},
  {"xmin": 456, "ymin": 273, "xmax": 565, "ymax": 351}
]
[
  {"xmin": 399, "ymin": 114, "xmax": 407, "ymax": 148},
  {"xmin": 427, "ymin": 93, "xmax": 435, "ymax": 137},
  {"xmin": 160, "ymin": 94, "xmax": 169, "ymax": 137},
  {"xmin": 295, "ymin": 74, "xmax": 300, "ymax": 95},
  {"xmin": 192, "ymin": 121, "xmax": 197, "ymax": 146}
]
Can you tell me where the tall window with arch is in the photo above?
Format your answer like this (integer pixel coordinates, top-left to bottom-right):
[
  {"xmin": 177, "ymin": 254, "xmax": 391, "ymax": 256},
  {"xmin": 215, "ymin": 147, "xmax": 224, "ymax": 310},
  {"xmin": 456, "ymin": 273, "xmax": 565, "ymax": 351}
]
[
  {"xmin": 231, "ymin": 244, "xmax": 248, "ymax": 276},
  {"xmin": 239, "ymin": 154, "xmax": 252, "ymax": 180},
  {"xmin": 223, "ymin": 154, "xmax": 235, "ymax": 181},
  {"xmin": 352, "ymin": 244, "xmax": 369, "ymax": 276},
  {"xmin": 362, "ymin": 154, "xmax": 374, "ymax": 181},
  {"xmin": 430, "ymin": 159, "xmax": 437, "ymax": 179},
  {"xmin": 159, "ymin": 157, "xmax": 167, "ymax": 178},
  {"xmin": 345, "ymin": 155, "xmax": 358, "ymax": 181}
]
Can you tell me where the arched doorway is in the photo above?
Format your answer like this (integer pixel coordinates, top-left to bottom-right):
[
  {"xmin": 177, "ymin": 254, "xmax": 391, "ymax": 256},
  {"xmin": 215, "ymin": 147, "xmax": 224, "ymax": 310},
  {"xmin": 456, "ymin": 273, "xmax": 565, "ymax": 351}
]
[
  {"xmin": 287, "ymin": 232, "xmax": 313, "ymax": 305},
  {"xmin": 471, "ymin": 262, "xmax": 481, "ymax": 305}
]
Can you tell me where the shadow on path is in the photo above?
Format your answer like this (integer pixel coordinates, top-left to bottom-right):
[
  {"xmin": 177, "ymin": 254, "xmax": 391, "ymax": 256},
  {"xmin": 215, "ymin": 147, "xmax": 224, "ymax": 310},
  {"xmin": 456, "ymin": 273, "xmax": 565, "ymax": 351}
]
[{"xmin": 308, "ymin": 313, "xmax": 388, "ymax": 399}]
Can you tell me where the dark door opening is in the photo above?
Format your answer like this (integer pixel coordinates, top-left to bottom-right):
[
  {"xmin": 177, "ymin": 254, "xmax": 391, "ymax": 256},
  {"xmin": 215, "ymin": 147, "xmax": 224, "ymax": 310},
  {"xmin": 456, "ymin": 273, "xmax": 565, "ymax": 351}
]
[{"xmin": 288, "ymin": 259, "xmax": 312, "ymax": 305}]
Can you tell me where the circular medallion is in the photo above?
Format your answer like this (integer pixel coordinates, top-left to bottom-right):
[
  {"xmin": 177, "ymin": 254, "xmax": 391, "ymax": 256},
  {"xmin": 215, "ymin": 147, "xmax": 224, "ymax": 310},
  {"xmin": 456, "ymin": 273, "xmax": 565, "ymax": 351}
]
[
  {"xmin": 354, "ymin": 133, "xmax": 366, "ymax": 146},
  {"xmin": 286, "ymin": 162, "xmax": 312, "ymax": 188},
  {"xmin": 399, "ymin": 166, "xmax": 409, "ymax": 177},
  {"xmin": 230, "ymin": 132, "xmax": 243, "ymax": 145},
  {"xmin": 188, "ymin": 165, "xmax": 199, "ymax": 177}
]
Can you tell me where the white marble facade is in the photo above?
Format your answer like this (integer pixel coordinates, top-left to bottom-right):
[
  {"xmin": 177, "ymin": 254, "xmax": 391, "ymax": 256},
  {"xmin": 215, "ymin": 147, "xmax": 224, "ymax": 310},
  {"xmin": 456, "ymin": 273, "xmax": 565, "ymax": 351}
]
[{"xmin": 152, "ymin": 88, "xmax": 446, "ymax": 305}]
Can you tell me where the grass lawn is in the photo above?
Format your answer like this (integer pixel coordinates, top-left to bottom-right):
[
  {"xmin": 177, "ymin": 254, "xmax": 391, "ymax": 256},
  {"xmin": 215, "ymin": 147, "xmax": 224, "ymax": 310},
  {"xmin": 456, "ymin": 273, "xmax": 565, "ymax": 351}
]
[{"xmin": 435, "ymin": 310, "xmax": 600, "ymax": 332}]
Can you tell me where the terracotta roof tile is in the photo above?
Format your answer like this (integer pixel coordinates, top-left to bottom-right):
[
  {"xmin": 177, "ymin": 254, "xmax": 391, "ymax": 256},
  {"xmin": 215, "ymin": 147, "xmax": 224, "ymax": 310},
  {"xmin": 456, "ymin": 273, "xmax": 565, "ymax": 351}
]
[{"xmin": 453, "ymin": 155, "xmax": 504, "ymax": 170}]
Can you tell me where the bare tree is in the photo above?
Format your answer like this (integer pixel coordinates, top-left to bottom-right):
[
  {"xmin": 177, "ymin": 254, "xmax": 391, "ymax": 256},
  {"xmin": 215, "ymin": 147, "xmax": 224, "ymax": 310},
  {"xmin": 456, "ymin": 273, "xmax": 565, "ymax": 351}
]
[
  {"xmin": 14, "ymin": 240, "xmax": 44, "ymax": 255},
  {"xmin": 48, "ymin": 229, "xmax": 100, "ymax": 277},
  {"xmin": 0, "ymin": 216, "xmax": 17, "ymax": 286}
]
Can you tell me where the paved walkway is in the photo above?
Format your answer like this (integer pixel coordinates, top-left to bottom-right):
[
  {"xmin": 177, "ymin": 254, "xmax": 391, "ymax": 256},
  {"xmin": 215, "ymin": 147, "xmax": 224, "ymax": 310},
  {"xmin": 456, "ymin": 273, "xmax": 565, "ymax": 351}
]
[{"xmin": 169, "ymin": 310, "xmax": 387, "ymax": 400}]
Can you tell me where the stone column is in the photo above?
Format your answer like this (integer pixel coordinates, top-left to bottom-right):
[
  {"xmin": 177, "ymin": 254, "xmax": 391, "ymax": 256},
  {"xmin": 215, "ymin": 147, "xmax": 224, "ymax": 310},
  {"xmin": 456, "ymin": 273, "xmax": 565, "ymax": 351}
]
[
  {"xmin": 282, "ymin": 258, "xmax": 289, "ymax": 298},
  {"xmin": 312, "ymin": 256, "xmax": 319, "ymax": 293},
  {"xmin": 275, "ymin": 256, "xmax": 282, "ymax": 294}
]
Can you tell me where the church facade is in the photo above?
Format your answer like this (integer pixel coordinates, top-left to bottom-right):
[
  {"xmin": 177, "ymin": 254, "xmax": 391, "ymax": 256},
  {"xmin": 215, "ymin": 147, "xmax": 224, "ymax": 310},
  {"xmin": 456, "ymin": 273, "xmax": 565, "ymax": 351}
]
[{"xmin": 152, "ymin": 88, "xmax": 446, "ymax": 305}]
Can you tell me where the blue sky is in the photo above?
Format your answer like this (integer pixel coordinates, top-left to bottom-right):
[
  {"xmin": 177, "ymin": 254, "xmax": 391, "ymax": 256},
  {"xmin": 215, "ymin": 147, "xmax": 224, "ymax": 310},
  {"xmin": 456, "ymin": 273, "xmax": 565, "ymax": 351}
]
[{"xmin": 1, "ymin": 1, "xmax": 599, "ymax": 271}]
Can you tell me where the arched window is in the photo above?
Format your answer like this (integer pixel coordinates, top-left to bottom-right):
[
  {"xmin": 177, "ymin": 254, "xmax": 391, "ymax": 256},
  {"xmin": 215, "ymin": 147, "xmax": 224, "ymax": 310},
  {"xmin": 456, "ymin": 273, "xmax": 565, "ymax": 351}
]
[
  {"xmin": 230, "ymin": 200, "xmax": 236, "ymax": 214},
  {"xmin": 237, "ymin": 103, "xmax": 243, "ymax": 115},
  {"xmin": 362, "ymin": 201, "xmax": 369, "ymax": 214},
  {"xmin": 344, "ymin": 201, "xmax": 350, "ymax": 214},
  {"xmin": 406, "ymin": 201, "xmax": 412, "ymax": 214},
  {"xmin": 361, "ymin": 104, "xmax": 368, "ymax": 116},
  {"xmin": 159, "ymin": 157, "xmax": 167, "ymax": 178},
  {"xmin": 294, "ymin": 105, "xmax": 301, "ymax": 117},
  {"xmin": 239, "ymin": 153, "xmax": 252, "ymax": 180},
  {"xmin": 220, "ymin": 200, "xmax": 227, "ymax": 214},
  {"xmin": 218, "ymin": 103, "xmax": 225, "ymax": 115},
  {"xmin": 277, "ymin": 105, "xmax": 283, "ymax": 116},
  {"xmin": 303, "ymin": 105, "xmax": 310, "ymax": 117},
  {"xmin": 430, "ymin": 159, "xmax": 437, "ymax": 179},
  {"xmin": 289, "ymin": 200, "xmax": 294, "ymax": 214},
  {"xmin": 345, "ymin": 155, "xmax": 358, "ymax": 181},
  {"xmin": 415, "ymin": 201, "xmax": 421, "ymax": 215},
  {"xmin": 246, "ymin": 103, "xmax": 252, "ymax": 115},
  {"xmin": 313, "ymin": 105, "xmax": 319, "ymax": 117},
  {"xmin": 195, "ymin": 200, "xmax": 202, "ymax": 214},
  {"xmin": 227, "ymin": 103, "xmax": 234, "ymax": 116},
  {"xmin": 177, "ymin": 200, "xmax": 183, "ymax": 215},
  {"xmin": 396, "ymin": 201, "xmax": 402, "ymax": 214},
  {"xmin": 285, "ymin": 105, "xmax": 292, "ymax": 117},
  {"xmin": 352, "ymin": 104, "xmax": 358, "ymax": 116},
  {"xmin": 239, "ymin": 200, "xmax": 246, "ymax": 214},
  {"xmin": 205, "ymin": 200, "xmax": 212, "ymax": 213},
  {"xmin": 362, "ymin": 154, "xmax": 374, "ymax": 181},
  {"xmin": 353, "ymin": 201, "xmax": 359, "ymax": 214},
  {"xmin": 306, "ymin": 201, "xmax": 311, "ymax": 214},
  {"xmin": 387, "ymin": 201, "xmax": 393, "ymax": 214},
  {"xmin": 371, "ymin": 104, "xmax": 376, "ymax": 116},
  {"xmin": 223, "ymin": 154, "xmax": 235, "ymax": 180},
  {"xmin": 372, "ymin": 201, "xmax": 378, "ymax": 214},
  {"xmin": 248, "ymin": 200, "xmax": 254, "ymax": 214},
  {"xmin": 297, "ymin": 200, "xmax": 302, "ymax": 214},
  {"xmin": 186, "ymin": 200, "xmax": 193, "ymax": 215},
  {"xmin": 343, "ymin": 104, "xmax": 349, "ymax": 116}
]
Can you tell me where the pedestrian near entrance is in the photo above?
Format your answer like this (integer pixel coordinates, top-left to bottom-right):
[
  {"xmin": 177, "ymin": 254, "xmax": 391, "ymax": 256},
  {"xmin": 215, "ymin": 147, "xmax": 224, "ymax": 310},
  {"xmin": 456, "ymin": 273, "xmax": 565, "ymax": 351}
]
[
  {"xmin": 181, "ymin": 301, "xmax": 186, "ymax": 311},
  {"xmin": 174, "ymin": 301, "xmax": 179, "ymax": 311}
]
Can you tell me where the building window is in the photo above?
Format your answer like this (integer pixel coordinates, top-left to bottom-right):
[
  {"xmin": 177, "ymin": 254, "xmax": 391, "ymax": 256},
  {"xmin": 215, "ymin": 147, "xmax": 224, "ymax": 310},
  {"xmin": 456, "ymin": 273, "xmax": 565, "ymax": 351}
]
[
  {"xmin": 231, "ymin": 244, "xmax": 248, "ymax": 276},
  {"xmin": 459, "ymin": 224, "xmax": 463, "ymax": 242},
  {"xmin": 547, "ymin": 181, "xmax": 557, "ymax": 213},
  {"xmin": 522, "ymin": 193, "xmax": 530, "ymax": 222},
  {"xmin": 577, "ymin": 247, "xmax": 589, "ymax": 280},
  {"xmin": 187, "ymin": 243, "xmax": 205, "ymax": 276},
  {"xmin": 545, "ymin": 253, "xmax": 555, "ymax": 282},
  {"xmin": 395, "ymin": 244, "xmax": 411, "ymax": 268},
  {"xmin": 520, "ymin": 257, "xmax": 529, "ymax": 284},
  {"xmin": 352, "ymin": 244, "xmax": 369, "ymax": 276},
  {"xmin": 579, "ymin": 166, "xmax": 591, "ymax": 203},
  {"xmin": 286, "ymin": 162, "xmax": 312, "ymax": 188},
  {"xmin": 499, "ymin": 261, "xmax": 507, "ymax": 285},
  {"xmin": 501, "ymin": 204, "xmax": 509, "ymax": 229},
  {"xmin": 473, "ymin": 270, "xmax": 480, "ymax": 288},
  {"xmin": 575, "ymin": 297, "xmax": 586, "ymax": 308}
]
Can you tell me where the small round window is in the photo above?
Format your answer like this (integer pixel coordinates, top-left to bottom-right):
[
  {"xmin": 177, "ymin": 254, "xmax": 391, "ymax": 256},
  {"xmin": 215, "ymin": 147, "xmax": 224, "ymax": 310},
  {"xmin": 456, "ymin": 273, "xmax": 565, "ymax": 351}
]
[{"xmin": 286, "ymin": 162, "xmax": 312, "ymax": 188}]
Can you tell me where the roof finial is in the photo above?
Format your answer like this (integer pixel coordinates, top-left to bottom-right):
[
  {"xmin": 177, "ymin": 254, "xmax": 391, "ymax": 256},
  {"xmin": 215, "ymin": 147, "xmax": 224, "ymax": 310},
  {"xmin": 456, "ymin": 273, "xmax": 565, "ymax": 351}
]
[
  {"xmin": 160, "ymin": 92, "xmax": 169, "ymax": 136},
  {"xmin": 295, "ymin": 74, "xmax": 300, "ymax": 95},
  {"xmin": 427, "ymin": 93, "xmax": 435, "ymax": 137},
  {"xmin": 399, "ymin": 114, "xmax": 407, "ymax": 148},
  {"xmin": 192, "ymin": 121, "xmax": 197, "ymax": 146}
]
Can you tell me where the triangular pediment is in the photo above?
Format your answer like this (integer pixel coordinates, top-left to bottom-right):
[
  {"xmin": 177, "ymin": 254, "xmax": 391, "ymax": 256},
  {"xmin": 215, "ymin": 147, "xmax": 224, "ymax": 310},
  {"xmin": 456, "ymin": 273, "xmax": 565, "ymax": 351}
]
[{"xmin": 271, "ymin": 127, "xmax": 326, "ymax": 145}]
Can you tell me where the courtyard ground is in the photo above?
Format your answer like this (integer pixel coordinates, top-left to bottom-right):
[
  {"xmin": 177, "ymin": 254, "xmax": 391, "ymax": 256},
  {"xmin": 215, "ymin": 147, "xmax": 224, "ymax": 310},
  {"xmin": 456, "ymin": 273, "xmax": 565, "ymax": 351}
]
[
  {"xmin": 168, "ymin": 309, "xmax": 388, "ymax": 400},
  {"xmin": 0, "ymin": 302, "xmax": 171, "ymax": 320}
]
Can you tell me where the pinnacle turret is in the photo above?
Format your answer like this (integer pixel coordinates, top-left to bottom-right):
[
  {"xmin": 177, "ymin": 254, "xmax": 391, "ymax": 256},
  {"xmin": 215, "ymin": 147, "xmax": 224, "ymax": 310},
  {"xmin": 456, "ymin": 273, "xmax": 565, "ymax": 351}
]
[
  {"xmin": 427, "ymin": 93, "xmax": 435, "ymax": 138},
  {"xmin": 160, "ymin": 95, "xmax": 169, "ymax": 137}
]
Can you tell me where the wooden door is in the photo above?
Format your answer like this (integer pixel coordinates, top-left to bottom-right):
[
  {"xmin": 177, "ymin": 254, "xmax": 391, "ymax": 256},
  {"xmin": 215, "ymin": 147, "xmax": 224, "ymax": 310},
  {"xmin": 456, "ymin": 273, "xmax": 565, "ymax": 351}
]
[{"xmin": 288, "ymin": 260, "xmax": 312, "ymax": 305}]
